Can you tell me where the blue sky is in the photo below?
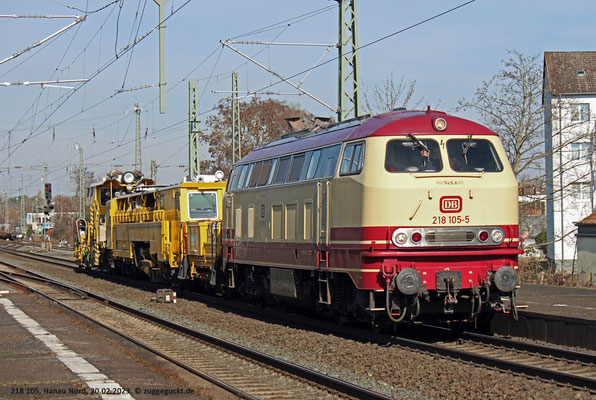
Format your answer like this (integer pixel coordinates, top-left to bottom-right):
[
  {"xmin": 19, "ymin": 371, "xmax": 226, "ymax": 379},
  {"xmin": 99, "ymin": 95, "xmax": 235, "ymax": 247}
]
[{"xmin": 1, "ymin": 0, "xmax": 596, "ymax": 197}]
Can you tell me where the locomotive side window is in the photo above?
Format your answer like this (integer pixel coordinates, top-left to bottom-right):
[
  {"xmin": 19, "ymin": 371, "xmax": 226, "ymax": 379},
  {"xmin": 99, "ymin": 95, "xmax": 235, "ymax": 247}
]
[
  {"xmin": 305, "ymin": 150, "xmax": 321, "ymax": 179},
  {"xmin": 385, "ymin": 138, "xmax": 442, "ymax": 173},
  {"xmin": 266, "ymin": 158, "xmax": 279, "ymax": 185},
  {"xmin": 447, "ymin": 138, "xmax": 503, "ymax": 172},
  {"xmin": 287, "ymin": 154, "xmax": 306, "ymax": 182},
  {"xmin": 314, "ymin": 144, "xmax": 341, "ymax": 178},
  {"xmin": 242, "ymin": 164, "xmax": 254, "ymax": 188},
  {"xmin": 188, "ymin": 192, "xmax": 218, "ymax": 219},
  {"xmin": 340, "ymin": 141, "xmax": 365, "ymax": 175},
  {"xmin": 257, "ymin": 159, "xmax": 273, "ymax": 186},
  {"xmin": 248, "ymin": 161, "xmax": 262, "ymax": 187},
  {"xmin": 273, "ymin": 156, "xmax": 291, "ymax": 184},
  {"xmin": 228, "ymin": 167, "xmax": 240, "ymax": 190},
  {"xmin": 235, "ymin": 164, "xmax": 250, "ymax": 189}
]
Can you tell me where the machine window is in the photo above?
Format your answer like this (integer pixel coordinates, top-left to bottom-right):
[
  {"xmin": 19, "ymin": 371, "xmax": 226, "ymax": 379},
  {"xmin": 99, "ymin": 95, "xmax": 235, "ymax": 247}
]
[
  {"xmin": 188, "ymin": 192, "xmax": 218, "ymax": 219},
  {"xmin": 385, "ymin": 138, "xmax": 442, "ymax": 173},
  {"xmin": 100, "ymin": 188, "xmax": 112, "ymax": 206},
  {"xmin": 340, "ymin": 141, "xmax": 365, "ymax": 175},
  {"xmin": 447, "ymin": 138, "xmax": 503, "ymax": 172}
]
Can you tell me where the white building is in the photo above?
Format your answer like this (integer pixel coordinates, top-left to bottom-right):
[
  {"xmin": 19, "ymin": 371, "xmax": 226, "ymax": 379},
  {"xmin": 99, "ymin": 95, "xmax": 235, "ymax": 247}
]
[
  {"xmin": 26, "ymin": 212, "xmax": 53, "ymax": 237},
  {"xmin": 543, "ymin": 51, "xmax": 596, "ymax": 270}
]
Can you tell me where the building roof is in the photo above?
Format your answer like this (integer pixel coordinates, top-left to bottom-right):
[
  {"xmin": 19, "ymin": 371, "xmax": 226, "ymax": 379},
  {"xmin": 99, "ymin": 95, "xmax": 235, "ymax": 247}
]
[
  {"xmin": 576, "ymin": 210, "xmax": 596, "ymax": 225},
  {"xmin": 544, "ymin": 51, "xmax": 596, "ymax": 95}
]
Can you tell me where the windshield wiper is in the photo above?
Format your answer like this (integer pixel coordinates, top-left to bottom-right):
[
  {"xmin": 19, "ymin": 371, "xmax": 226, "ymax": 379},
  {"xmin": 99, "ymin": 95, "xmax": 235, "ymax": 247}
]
[
  {"xmin": 407, "ymin": 133, "xmax": 429, "ymax": 152},
  {"xmin": 461, "ymin": 133, "xmax": 474, "ymax": 164}
]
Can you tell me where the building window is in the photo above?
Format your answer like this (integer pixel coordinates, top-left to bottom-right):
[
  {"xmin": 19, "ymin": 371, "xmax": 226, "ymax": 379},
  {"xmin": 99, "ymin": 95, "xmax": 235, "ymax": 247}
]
[
  {"xmin": 572, "ymin": 182, "xmax": 591, "ymax": 200},
  {"xmin": 570, "ymin": 103, "xmax": 590, "ymax": 122},
  {"xmin": 571, "ymin": 143, "xmax": 591, "ymax": 160}
]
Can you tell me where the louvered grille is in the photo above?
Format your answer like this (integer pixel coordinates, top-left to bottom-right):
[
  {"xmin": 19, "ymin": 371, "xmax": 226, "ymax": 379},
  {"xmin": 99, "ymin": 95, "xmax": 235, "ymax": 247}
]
[{"xmin": 425, "ymin": 230, "xmax": 475, "ymax": 243}]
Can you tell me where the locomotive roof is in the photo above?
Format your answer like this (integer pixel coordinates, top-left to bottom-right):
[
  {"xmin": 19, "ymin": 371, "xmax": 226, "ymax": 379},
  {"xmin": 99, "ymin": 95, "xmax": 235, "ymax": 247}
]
[{"xmin": 237, "ymin": 109, "xmax": 496, "ymax": 164}]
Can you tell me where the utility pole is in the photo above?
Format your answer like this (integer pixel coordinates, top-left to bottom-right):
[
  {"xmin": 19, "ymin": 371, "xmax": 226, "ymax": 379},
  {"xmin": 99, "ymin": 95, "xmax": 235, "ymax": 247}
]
[
  {"xmin": 135, "ymin": 102, "xmax": 142, "ymax": 172},
  {"xmin": 337, "ymin": 0, "xmax": 361, "ymax": 122},
  {"xmin": 153, "ymin": 0, "xmax": 169, "ymax": 114},
  {"xmin": 188, "ymin": 81, "xmax": 200, "ymax": 179},
  {"xmin": 4, "ymin": 192, "xmax": 8, "ymax": 226},
  {"xmin": 150, "ymin": 160, "xmax": 158, "ymax": 182},
  {"xmin": 75, "ymin": 143, "xmax": 85, "ymax": 219},
  {"xmin": 20, "ymin": 175, "xmax": 25, "ymax": 232},
  {"xmin": 232, "ymin": 72, "xmax": 241, "ymax": 164}
]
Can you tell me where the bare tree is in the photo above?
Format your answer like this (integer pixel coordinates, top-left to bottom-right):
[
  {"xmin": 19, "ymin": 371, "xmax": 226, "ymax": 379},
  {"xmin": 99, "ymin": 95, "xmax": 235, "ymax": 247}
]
[
  {"xmin": 69, "ymin": 166, "xmax": 95, "ymax": 196},
  {"xmin": 456, "ymin": 50, "xmax": 595, "ymax": 255},
  {"xmin": 201, "ymin": 97, "xmax": 315, "ymax": 175},
  {"xmin": 362, "ymin": 72, "xmax": 425, "ymax": 115}
]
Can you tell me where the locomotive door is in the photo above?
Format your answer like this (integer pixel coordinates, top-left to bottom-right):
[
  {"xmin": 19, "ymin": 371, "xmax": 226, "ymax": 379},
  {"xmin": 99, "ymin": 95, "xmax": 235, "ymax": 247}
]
[
  {"xmin": 317, "ymin": 180, "xmax": 330, "ymax": 246},
  {"xmin": 224, "ymin": 193, "xmax": 234, "ymax": 258}
]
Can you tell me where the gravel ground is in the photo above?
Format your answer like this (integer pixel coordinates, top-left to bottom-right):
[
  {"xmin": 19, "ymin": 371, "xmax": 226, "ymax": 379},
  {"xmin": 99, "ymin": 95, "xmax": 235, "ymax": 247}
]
[{"xmin": 4, "ymin": 248, "xmax": 594, "ymax": 400}]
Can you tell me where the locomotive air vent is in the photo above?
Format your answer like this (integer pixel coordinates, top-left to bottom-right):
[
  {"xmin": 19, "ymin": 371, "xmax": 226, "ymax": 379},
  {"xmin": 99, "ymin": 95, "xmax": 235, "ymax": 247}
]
[{"xmin": 426, "ymin": 229, "xmax": 475, "ymax": 243}]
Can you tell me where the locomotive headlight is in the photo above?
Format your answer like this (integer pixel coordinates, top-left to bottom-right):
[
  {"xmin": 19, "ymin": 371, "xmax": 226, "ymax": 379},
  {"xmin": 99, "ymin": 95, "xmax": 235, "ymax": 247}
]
[
  {"xmin": 494, "ymin": 266, "xmax": 518, "ymax": 292},
  {"xmin": 491, "ymin": 229, "xmax": 504, "ymax": 244},
  {"xmin": 392, "ymin": 230, "xmax": 408, "ymax": 246},
  {"xmin": 433, "ymin": 117, "xmax": 447, "ymax": 131},
  {"xmin": 394, "ymin": 268, "xmax": 422, "ymax": 295},
  {"xmin": 123, "ymin": 171, "xmax": 135, "ymax": 184}
]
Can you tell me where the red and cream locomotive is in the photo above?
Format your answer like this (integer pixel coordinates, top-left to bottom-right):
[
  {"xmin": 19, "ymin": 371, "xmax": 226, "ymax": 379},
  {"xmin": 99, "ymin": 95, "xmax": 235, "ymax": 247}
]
[{"xmin": 221, "ymin": 108, "xmax": 521, "ymax": 326}]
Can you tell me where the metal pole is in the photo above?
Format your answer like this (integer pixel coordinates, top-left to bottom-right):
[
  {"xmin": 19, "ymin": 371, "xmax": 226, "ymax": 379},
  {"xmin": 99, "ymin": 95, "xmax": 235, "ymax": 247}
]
[
  {"xmin": 20, "ymin": 175, "xmax": 25, "ymax": 232},
  {"xmin": 76, "ymin": 143, "xmax": 85, "ymax": 220},
  {"xmin": 188, "ymin": 81, "xmax": 200, "ymax": 179},
  {"xmin": 153, "ymin": 0, "xmax": 169, "ymax": 114},
  {"xmin": 337, "ymin": 0, "xmax": 361, "ymax": 122},
  {"xmin": 135, "ymin": 102, "xmax": 142, "ymax": 172},
  {"xmin": 232, "ymin": 72, "xmax": 241, "ymax": 164}
]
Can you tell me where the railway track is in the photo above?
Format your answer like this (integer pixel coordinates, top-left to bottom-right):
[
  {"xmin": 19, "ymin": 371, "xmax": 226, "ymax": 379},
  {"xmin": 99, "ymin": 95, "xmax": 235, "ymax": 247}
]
[
  {"xmin": 0, "ymin": 259, "xmax": 391, "ymax": 400},
  {"xmin": 2, "ymin": 246, "xmax": 596, "ymax": 394}
]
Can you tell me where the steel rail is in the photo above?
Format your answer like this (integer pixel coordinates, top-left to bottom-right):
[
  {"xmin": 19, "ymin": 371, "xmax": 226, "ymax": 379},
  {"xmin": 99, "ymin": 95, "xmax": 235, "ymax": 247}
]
[
  {"xmin": 0, "ymin": 259, "xmax": 392, "ymax": 400},
  {"xmin": 5, "ymin": 246, "xmax": 595, "ymax": 392}
]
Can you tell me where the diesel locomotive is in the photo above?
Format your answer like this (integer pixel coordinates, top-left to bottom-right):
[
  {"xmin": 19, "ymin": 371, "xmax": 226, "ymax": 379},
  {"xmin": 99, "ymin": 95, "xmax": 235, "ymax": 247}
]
[{"xmin": 75, "ymin": 108, "xmax": 522, "ymax": 327}]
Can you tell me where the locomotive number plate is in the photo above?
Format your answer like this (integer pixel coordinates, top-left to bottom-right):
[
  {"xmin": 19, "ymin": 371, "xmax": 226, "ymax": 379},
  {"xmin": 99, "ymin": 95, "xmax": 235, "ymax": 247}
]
[{"xmin": 432, "ymin": 215, "xmax": 470, "ymax": 225}]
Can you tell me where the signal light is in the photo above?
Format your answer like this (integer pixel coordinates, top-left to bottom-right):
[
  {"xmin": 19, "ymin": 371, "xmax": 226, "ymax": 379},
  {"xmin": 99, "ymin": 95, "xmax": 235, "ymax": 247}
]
[
  {"xmin": 478, "ymin": 231, "xmax": 489, "ymax": 242},
  {"xmin": 44, "ymin": 183, "xmax": 52, "ymax": 201}
]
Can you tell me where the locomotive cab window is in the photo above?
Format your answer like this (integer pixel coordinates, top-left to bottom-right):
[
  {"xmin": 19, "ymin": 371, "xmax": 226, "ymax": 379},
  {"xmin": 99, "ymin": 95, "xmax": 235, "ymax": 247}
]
[
  {"xmin": 447, "ymin": 138, "xmax": 503, "ymax": 172},
  {"xmin": 188, "ymin": 192, "xmax": 218, "ymax": 219},
  {"xmin": 340, "ymin": 141, "xmax": 365, "ymax": 175},
  {"xmin": 100, "ymin": 188, "xmax": 112, "ymax": 206},
  {"xmin": 385, "ymin": 138, "xmax": 442, "ymax": 173}
]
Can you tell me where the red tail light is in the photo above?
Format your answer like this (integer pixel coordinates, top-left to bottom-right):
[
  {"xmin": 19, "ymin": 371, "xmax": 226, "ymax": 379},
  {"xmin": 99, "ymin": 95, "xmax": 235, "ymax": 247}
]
[
  {"xmin": 478, "ymin": 231, "xmax": 489, "ymax": 242},
  {"xmin": 411, "ymin": 232, "xmax": 422, "ymax": 243}
]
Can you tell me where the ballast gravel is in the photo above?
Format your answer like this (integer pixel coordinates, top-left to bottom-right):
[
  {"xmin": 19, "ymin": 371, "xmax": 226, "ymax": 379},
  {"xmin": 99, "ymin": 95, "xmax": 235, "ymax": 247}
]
[{"xmin": 6, "ymin": 248, "xmax": 594, "ymax": 400}]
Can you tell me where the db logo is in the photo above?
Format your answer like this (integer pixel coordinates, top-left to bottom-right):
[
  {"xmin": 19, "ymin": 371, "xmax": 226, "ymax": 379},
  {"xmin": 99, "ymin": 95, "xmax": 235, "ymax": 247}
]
[{"xmin": 440, "ymin": 196, "xmax": 462, "ymax": 213}]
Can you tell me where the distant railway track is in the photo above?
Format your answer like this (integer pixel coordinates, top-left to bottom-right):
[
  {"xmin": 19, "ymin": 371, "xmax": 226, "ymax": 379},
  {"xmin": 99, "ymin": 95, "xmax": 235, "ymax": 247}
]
[
  {"xmin": 3, "ymin": 246, "xmax": 596, "ymax": 393},
  {"xmin": 0, "ymin": 258, "xmax": 392, "ymax": 400}
]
